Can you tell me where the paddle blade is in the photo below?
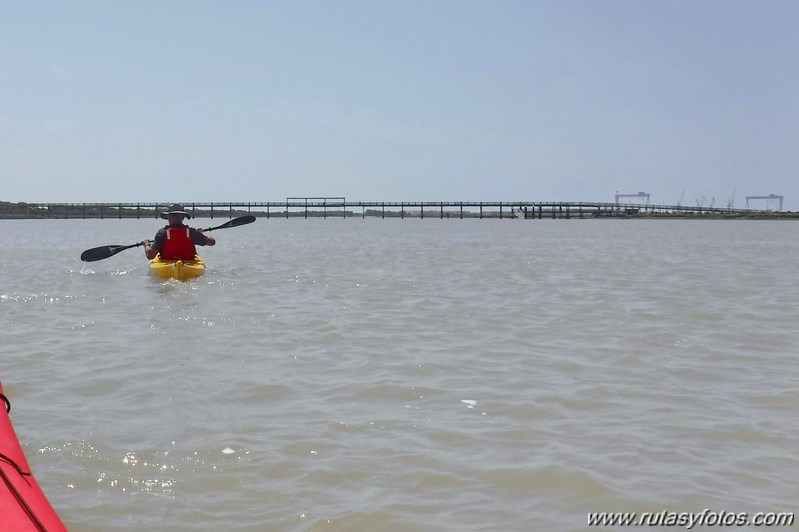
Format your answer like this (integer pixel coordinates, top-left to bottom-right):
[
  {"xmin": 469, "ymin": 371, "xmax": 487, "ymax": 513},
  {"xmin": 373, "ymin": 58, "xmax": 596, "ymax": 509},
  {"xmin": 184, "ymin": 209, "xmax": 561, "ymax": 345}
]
[
  {"xmin": 80, "ymin": 243, "xmax": 141, "ymax": 262},
  {"xmin": 202, "ymin": 215, "xmax": 256, "ymax": 232},
  {"xmin": 228, "ymin": 214, "xmax": 256, "ymax": 227}
]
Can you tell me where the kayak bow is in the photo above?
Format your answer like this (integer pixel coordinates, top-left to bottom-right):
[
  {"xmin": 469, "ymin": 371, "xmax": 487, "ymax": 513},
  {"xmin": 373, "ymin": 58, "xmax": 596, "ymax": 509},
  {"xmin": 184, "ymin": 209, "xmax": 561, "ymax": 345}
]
[
  {"xmin": 149, "ymin": 254, "xmax": 206, "ymax": 281},
  {"xmin": 0, "ymin": 383, "xmax": 67, "ymax": 531}
]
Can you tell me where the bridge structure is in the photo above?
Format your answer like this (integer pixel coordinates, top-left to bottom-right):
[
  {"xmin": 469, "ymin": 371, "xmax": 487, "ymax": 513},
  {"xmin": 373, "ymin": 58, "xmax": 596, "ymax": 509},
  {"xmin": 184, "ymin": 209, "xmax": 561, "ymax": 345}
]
[{"xmin": 0, "ymin": 199, "xmax": 770, "ymax": 220}]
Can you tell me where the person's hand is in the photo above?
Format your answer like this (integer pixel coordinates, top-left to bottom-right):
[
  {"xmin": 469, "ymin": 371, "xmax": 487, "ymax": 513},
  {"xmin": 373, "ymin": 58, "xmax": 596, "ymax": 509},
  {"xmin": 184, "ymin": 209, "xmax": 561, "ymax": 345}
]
[{"xmin": 141, "ymin": 240, "xmax": 150, "ymax": 247}]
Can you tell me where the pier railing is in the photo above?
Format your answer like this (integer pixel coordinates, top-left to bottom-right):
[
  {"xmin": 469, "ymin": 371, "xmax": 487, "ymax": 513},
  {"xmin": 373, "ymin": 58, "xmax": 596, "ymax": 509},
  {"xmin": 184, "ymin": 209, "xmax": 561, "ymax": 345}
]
[{"xmin": 0, "ymin": 200, "xmax": 774, "ymax": 220}]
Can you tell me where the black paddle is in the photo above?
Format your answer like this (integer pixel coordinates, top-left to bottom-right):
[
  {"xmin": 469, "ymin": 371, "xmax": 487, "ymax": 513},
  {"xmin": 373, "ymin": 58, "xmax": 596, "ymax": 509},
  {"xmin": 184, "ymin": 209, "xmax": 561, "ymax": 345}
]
[
  {"xmin": 80, "ymin": 215, "xmax": 256, "ymax": 262},
  {"xmin": 198, "ymin": 215, "xmax": 256, "ymax": 232},
  {"xmin": 80, "ymin": 242, "xmax": 144, "ymax": 262}
]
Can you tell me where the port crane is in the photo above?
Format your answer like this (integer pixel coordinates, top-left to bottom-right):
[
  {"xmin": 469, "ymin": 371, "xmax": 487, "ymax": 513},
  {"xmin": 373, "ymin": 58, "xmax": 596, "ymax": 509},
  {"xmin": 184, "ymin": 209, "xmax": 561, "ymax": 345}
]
[
  {"xmin": 727, "ymin": 188, "xmax": 736, "ymax": 209},
  {"xmin": 614, "ymin": 191, "xmax": 650, "ymax": 205},
  {"xmin": 745, "ymin": 194, "xmax": 783, "ymax": 211}
]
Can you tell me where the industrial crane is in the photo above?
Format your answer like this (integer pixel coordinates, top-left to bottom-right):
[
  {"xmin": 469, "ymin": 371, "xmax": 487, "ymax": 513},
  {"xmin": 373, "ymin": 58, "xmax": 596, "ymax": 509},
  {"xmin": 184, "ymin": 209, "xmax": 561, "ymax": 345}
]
[
  {"xmin": 727, "ymin": 188, "xmax": 736, "ymax": 209},
  {"xmin": 614, "ymin": 191, "xmax": 650, "ymax": 205},
  {"xmin": 745, "ymin": 194, "xmax": 783, "ymax": 211}
]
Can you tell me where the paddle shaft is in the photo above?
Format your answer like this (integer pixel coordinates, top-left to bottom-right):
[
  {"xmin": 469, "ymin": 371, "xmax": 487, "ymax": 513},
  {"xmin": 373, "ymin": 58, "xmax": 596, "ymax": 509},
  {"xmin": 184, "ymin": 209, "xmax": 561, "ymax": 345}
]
[{"xmin": 80, "ymin": 215, "xmax": 256, "ymax": 261}]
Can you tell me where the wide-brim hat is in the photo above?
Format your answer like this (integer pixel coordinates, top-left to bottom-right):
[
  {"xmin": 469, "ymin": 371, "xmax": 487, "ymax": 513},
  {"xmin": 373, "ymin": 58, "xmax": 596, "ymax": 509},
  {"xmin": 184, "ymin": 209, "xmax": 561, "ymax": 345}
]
[{"xmin": 161, "ymin": 203, "xmax": 192, "ymax": 219}]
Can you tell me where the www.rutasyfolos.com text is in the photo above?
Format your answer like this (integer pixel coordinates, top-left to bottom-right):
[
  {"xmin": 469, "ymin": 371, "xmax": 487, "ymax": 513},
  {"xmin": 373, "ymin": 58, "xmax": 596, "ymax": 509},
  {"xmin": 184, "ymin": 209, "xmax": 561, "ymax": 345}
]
[{"xmin": 587, "ymin": 509, "xmax": 794, "ymax": 528}]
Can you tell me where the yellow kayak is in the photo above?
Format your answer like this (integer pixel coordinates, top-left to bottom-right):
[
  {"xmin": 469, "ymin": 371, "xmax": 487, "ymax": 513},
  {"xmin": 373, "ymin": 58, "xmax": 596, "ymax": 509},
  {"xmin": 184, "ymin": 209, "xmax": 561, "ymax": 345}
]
[{"xmin": 149, "ymin": 254, "xmax": 206, "ymax": 281}]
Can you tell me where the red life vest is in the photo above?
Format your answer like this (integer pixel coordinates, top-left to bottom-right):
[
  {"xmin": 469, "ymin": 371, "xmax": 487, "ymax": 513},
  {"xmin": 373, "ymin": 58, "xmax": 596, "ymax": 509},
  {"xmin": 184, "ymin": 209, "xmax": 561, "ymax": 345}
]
[{"xmin": 160, "ymin": 227, "xmax": 197, "ymax": 260}]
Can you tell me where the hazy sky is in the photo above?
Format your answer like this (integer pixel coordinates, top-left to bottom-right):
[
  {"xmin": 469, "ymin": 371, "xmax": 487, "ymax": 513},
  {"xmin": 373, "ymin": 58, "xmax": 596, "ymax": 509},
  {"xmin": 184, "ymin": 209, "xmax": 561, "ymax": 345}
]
[{"xmin": 2, "ymin": 1, "xmax": 797, "ymax": 209}]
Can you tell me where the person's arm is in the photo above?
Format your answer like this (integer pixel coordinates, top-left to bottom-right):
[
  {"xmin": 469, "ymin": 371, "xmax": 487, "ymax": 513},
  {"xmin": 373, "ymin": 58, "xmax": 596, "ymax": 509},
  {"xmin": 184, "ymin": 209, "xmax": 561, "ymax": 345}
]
[
  {"xmin": 191, "ymin": 228, "xmax": 215, "ymax": 246},
  {"xmin": 143, "ymin": 240, "xmax": 158, "ymax": 260},
  {"xmin": 144, "ymin": 229, "xmax": 165, "ymax": 259}
]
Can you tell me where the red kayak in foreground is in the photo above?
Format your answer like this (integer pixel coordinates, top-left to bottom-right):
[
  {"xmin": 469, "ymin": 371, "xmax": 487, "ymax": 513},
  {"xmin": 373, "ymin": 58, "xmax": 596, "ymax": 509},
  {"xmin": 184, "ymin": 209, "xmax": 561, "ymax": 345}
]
[{"xmin": 0, "ymin": 383, "xmax": 67, "ymax": 531}]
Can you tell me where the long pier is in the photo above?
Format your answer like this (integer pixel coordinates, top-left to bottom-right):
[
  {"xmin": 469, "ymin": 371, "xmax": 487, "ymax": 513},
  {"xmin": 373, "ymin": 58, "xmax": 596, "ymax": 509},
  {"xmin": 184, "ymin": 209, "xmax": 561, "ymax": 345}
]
[{"xmin": 0, "ymin": 200, "xmax": 776, "ymax": 220}]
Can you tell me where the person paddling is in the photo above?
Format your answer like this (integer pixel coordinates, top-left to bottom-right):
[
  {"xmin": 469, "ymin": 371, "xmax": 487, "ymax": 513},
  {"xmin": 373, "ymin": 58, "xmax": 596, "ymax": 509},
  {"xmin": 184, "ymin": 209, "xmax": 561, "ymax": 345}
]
[{"xmin": 143, "ymin": 203, "xmax": 216, "ymax": 261}]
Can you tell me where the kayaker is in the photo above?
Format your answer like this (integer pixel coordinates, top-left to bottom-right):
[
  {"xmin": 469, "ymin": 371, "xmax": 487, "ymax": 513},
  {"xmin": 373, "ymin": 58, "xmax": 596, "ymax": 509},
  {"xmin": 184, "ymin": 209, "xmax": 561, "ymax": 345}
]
[{"xmin": 143, "ymin": 203, "xmax": 216, "ymax": 260}]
